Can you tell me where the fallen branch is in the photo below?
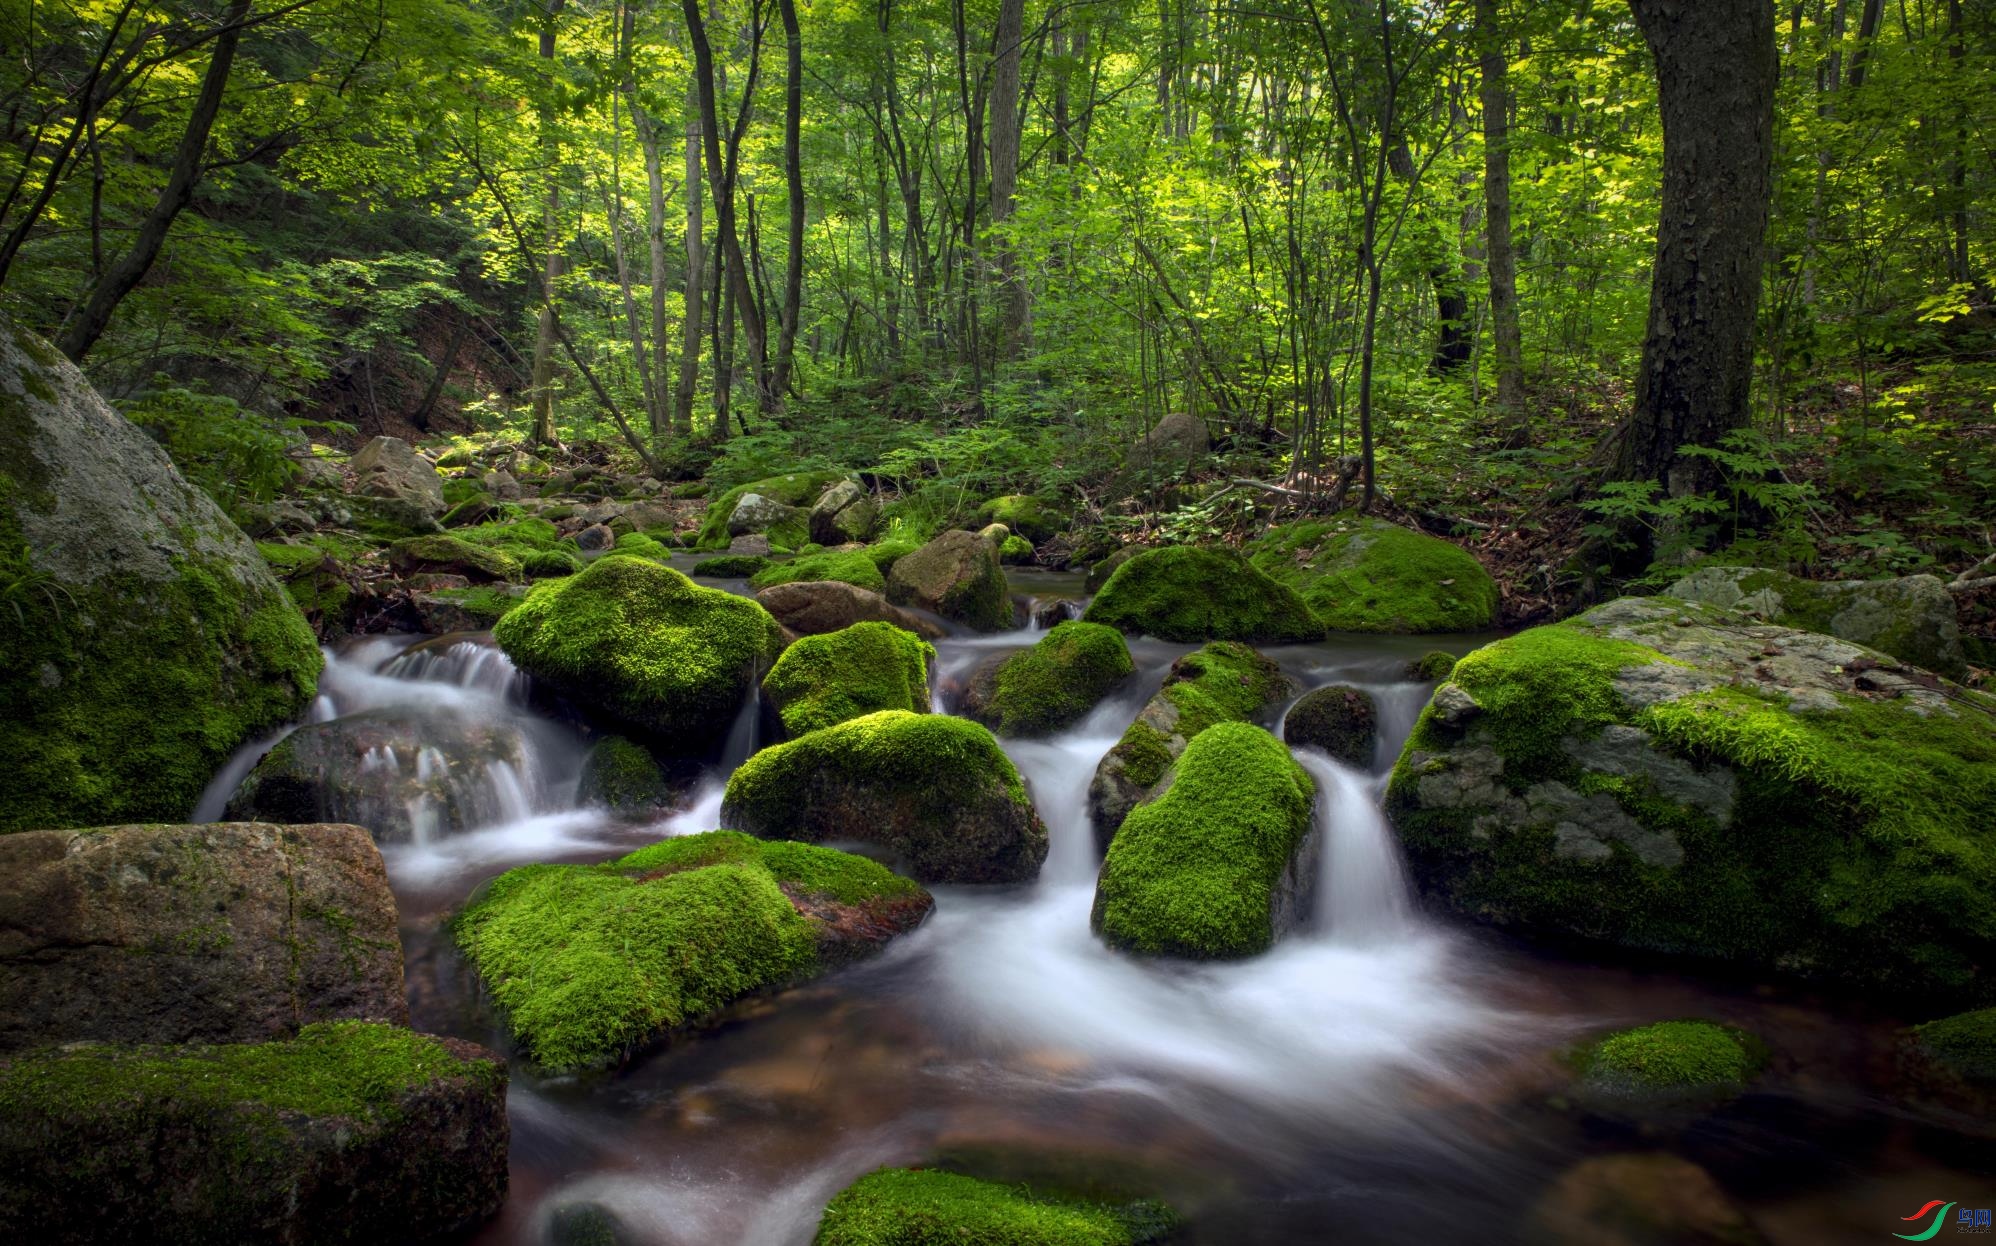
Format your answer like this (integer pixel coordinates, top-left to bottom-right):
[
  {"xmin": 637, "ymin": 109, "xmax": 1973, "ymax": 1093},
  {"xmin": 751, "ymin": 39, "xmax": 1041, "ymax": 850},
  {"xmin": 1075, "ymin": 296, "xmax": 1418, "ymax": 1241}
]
[{"xmin": 1946, "ymin": 575, "xmax": 1996, "ymax": 595}]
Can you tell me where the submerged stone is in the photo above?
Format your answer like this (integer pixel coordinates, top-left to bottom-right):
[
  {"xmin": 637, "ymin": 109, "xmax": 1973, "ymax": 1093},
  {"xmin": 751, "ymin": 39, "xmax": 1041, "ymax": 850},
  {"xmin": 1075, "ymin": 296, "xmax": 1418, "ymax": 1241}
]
[
  {"xmin": 1282, "ymin": 684, "xmax": 1377, "ymax": 768},
  {"xmin": 1528, "ymin": 1153, "xmax": 1764, "ymax": 1246},
  {"xmin": 1570, "ymin": 1019, "xmax": 1765, "ymax": 1117}
]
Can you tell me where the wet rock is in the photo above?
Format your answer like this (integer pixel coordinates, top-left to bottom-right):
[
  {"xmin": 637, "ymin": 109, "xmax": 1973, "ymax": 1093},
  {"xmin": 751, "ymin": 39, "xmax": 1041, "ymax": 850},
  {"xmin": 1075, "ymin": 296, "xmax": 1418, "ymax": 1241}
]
[
  {"xmin": 226, "ymin": 708, "xmax": 540, "ymax": 843},
  {"xmin": 350, "ymin": 435, "xmax": 446, "ymax": 521},
  {"xmin": 1283, "ymin": 684, "xmax": 1377, "ymax": 768},
  {"xmin": 411, "ymin": 585, "xmax": 527, "ymax": 634},
  {"xmin": 886, "ymin": 528, "xmax": 1013, "ymax": 632},
  {"xmin": 755, "ymin": 580, "xmax": 945, "ymax": 640},
  {"xmin": 723, "ymin": 711, "xmax": 1049, "ymax": 884},
  {"xmin": 761, "ymin": 621, "xmax": 933, "ymax": 737},
  {"xmin": 453, "ymin": 831, "xmax": 931, "ymax": 1069},
  {"xmin": 1665, "ymin": 565, "xmax": 1965, "ymax": 680},
  {"xmin": 1386, "ymin": 595, "xmax": 1996, "ymax": 999},
  {"xmin": 1568, "ymin": 1019, "xmax": 1766, "ymax": 1120},
  {"xmin": 575, "ymin": 522, "xmax": 615, "ymax": 552},
  {"xmin": 0, "ymin": 317, "xmax": 321, "ymax": 831},
  {"xmin": 576, "ymin": 736, "xmax": 692, "ymax": 815},
  {"xmin": 1082, "ymin": 545, "xmax": 1320, "ymax": 643},
  {"xmin": 1246, "ymin": 514, "xmax": 1499, "ymax": 633},
  {"xmin": 1408, "ymin": 650, "xmax": 1457, "ymax": 681},
  {"xmin": 1090, "ymin": 642, "xmax": 1297, "ymax": 848},
  {"xmin": 0, "ymin": 1022, "xmax": 508, "ymax": 1245},
  {"xmin": 1093, "ymin": 723, "xmax": 1318, "ymax": 959},
  {"xmin": 390, "ymin": 533, "xmax": 522, "ymax": 582},
  {"xmin": 809, "ymin": 479, "xmax": 879, "ymax": 545},
  {"xmin": 727, "ymin": 533, "xmax": 772, "ymax": 556},
  {"xmin": 546, "ymin": 1202, "xmax": 635, "ymax": 1246},
  {"xmin": 961, "ymin": 621, "xmax": 1134, "ymax": 738},
  {"xmin": 1031, "ymin": 597, "xmax": 1083, "ymax": 629},
  {"xmin": 0, "ymin": 822, "xmax": 406, "ymax": 1050},
  {"xmin": 1528, "ymin": 1154, "xmax": 1764, "ymax": 1246}
]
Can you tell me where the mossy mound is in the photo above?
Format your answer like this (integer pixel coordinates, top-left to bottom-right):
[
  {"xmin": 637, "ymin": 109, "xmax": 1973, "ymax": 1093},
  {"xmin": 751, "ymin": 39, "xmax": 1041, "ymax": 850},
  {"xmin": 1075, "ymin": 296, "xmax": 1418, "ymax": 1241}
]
[
  {"xmin": 0, "ymin": 1021, "xmax": 507, "ymax": 1244},
  {"xmin": 448, "ymin": 516, "xmax": 585, "ymax": 578},
  {"xmin": 492, "ymin": 555, "xmax": 783, "ymax": 750},
  {"xmin": 815, "ymin": 1168, "xmax": 1179, "ymax": 1246},
  {"xmin": 751, "ymin": 547, "xmax": 888, "ymax": 594},
  {"xmin": 1085, "ymin": 545, "xmax": 1144, "ymax": 594},
  {"xmin": 1081, "ymin": 545, "xmax": 1320, "ymax": 643},
  {"xmin": 763, "ymin": 622, "xmax": 934, "ymax": 737},
  {"xmin": 999, "ymin": 534, "xmax": 1035, "ymax": 564},
  {"xmin": 977, "ymin": 494, "xmax": 1067, "ymax": 544},
  {"xmin": 1089, "ymin": 642, "xmax": 1295, "ymax": 846},
  {"xmin": 577, "ymin": 736, "xmax": 688, "ymax": 814},
  {"xmin": 693, "ymin": 553, "xmax": 773, "ymax": 578},
  {"xmin": 390, "ymin": 533, "xmax": 522, "ymax": 582},
  {"xmin": 1, "ymin": 318, "xmax": 322, "ymax": 832},
  {"xmin": 695, "ymin": 471, "xmax": 847, "ymax": 549},
  {"xmin": 452, "ymin": 831, "xmax": 930, "ymax": 1069},
  {"xmin": 1906, "ymin": 1007, "xmax": 1996, "ymax": 1084},
  {"xmin": 1573, "ymin": 1020, "xmax": 1765, "ymax": 1114},
  {"xmin": 1092, "ymin": 722, "xmax": 1317, "ymax": 959},
  {"xmin": 1387, "ymin": 595, "xmax": 1996, "ymax": 1001},
  {"xmin": 722, "ymin": 711, "xmax": 1048, "ymax": 884},
  {"xmin": 1665, "ymin": 565, "xmax": 1966, "ymax": 679},
  {"xmin": 1246, "ymin": 515, "xmax": 1498, "ymax": 633},
  {"xmin": 964, "ymin": 621, "xmax": 1134, "ymax": 738},
  {"xmin": 1409, "ymin": 650, "xmax": 1457, "ymax": 681},
  {"xmin": 1282, "ymin": 684, "xmax": 1377, "ymax": 768},
  {"xmin": 611, "ymin": 531, "xmax": 672, "ymax": 562},
  {"xmin": 258, "ymin": 537, "xmax": 362, "ymax": 635}
]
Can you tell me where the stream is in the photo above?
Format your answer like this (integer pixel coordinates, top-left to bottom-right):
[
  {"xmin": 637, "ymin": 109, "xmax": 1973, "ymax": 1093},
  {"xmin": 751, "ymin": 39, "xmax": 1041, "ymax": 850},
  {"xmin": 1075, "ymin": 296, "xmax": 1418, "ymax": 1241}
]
[{"xmin": 204, "ymin": 566, "xmax": 1996, "ymax": 1245}]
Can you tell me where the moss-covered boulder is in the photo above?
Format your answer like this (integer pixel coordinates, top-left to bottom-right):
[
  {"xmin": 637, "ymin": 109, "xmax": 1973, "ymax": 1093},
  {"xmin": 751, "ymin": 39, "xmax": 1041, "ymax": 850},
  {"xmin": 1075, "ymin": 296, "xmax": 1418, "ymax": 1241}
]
[
  {"xmin": 809, "ymin": 479, "xmax": 879, "ymax": 545},
  {"xmin": 694, "ymin": 470, "xmax": 846, "ymax": 549},
  {"xmin": 1088, "ymin": 642, "xmax": 1296, "ymax": 847},
  {"xmin": 1081, "ymin": 545, "xmax": 1320, "ymax": 643},
  {"xmin": 412, "ymin": 584, "xmax": 528, "ymax": 633},
  {"xmin": 1246, "ymin": 515, "xmax": 1498, "ymax": 633},
  {"xmin": 751, "ymin": 546, "xmax": 887, "ymax": 594},
  {"xmin": 452, "ymin": 831, "xmax": 931, "ymax": 1069},
  {"xmin": 450, "ymin": 516, "xmax": 583, "ymax": 578},
  {"xmin": 1282, "ymin": 684, "xmax": 1376, "ymax": 768},
  {"xmin": 977, "ymin": 494, "xmax": 1067, "ymax": 544},
  {"xmin": 1092, "ymin": 722, "xmax": 1317, "ymax": 959},
  {"xmin": 886, "ymin": 528, "xmax": 1013, "ymax": 632},
  {"xmin": 722, "ymin": 711, "xmax": 1049, "ymax": 884},
  {"xmin": 1665, "ymin": 565, "xmax": 1966, "ymax": 680},
  {"xmin": 259, "ymin": 537, "xmax": 363, "ymax": 636},
  {"xmin": 693, "ymin": 553, "xmax": 773, "ymax": 578},
  {"xmin": 390, "ymin": 533, "xmax": 522, "ymax": 583},
  {"xmin": 0, "ymin": 1021, "xmax": 507, "ymax": 1245},
  {"xmin": 1896, "ymin": 1006, "xmax": 1996, "ymax": 1119},
  {"xmin": 1571, "ymin": 1019, "xmax": 1765, "ymax": 1113},
  {"xmin": 493, "ymin": 555, "xmax": 783, "ymax": 750},
  {"xmin": 0, "ymin": 318, "xmax": 322, "ymax": 832},
  {"xmin": 762, "ymin": 622, "xmax": 934, "ymax": 737},
  {"xmin": 961, "ymin": 621, "xmax": 1134, "ymax": 738},
  {"xmin": 576, "ymin": 736, "xmax": 691, "ymax": 814},
  {"xmin": 815, "ymin": 1168, "xmax": 1179, "ymax": 1246},
  {"xmin": 1386, "ymin": 595, "xmax": 1996, "ymax": 1001},
  {"xmin": 1085, "ymin": 545, "xmax": 1145, "ymax": 594},
  {"xmin": 0, "ymin": 822, "xmax": 406, "ymax": 1051},
  {"xmin": 757, "ymin": 579, "xmax": 947, "ymax": 640},
  {"xmin": 1408, "ymin": 650, "xmax": 1457, "ymax": 682}
]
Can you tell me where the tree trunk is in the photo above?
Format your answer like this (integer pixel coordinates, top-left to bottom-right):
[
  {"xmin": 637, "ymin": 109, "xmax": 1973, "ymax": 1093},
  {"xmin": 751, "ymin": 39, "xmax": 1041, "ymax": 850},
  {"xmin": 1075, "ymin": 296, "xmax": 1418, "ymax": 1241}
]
[
  {"xmin": 987, "ymin": 0, "xmax": 1027, "ymax": 357},
  {"xmin": 607, "ymin": 11, "xmax": 658, "ymax": 442},
  {"xmin": 528, "ymin": 0, "xmax": 568, "ymax": 449},
  {"xmin": 675, "ymin": 76, "xmax": 704, "ymax": 437},
  {"xmin": 633, "ymin": 107, "xmax": 675, "ymax": 439},
  {"xmin": 1476, "ymin": 0, "xmax": 1526, "ymax": 432},
  {"xmin": 682, "ymin": 0, "xmax": 771, "ymax": 410},
  {"xmin": 1613, "ymin": 0, "xmax": 1776, "ymax": 501},
  {"xmin": 771, "ymin": 0, "xmax": 805, "ymax": 401},
  {"xmin": 57, "ymin": 0, "xmax": 250, "ymax": 362}
]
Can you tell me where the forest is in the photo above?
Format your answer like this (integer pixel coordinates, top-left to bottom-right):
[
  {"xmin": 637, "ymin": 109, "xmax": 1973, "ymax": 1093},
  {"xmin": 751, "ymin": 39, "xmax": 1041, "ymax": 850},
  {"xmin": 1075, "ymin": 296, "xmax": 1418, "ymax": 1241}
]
[{"xmin": 1, "ymin": 0, "xmax": 1995, "ymax": 1240}]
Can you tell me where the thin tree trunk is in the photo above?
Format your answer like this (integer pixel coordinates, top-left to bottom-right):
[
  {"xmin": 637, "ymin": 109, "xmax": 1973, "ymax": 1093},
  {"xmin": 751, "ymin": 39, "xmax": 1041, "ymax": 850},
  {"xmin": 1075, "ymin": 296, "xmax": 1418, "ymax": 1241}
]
[
  {"xmin": 771, "ymin": 0, "xmax": 805, "ymax": 400},
  {"xmin": 682, "ymin": 0, "xmax": 771, "ymax": 409},
  {"xmin": 1477, "ymin": 0, "xmax": 1526, "ymax": 433},
  {"xmin": 987, "ymin": 0, "xmax": 1027, "ymax": 357},
  {"xmin": 633, "ymin": 107, "xmax": 674, "ymax": 439},
  {"xmin": 528, "ymin": 0, "xmax": 568, "ymax": 449},
  {"xmin": 675, "ymin": 76, "xmax": 704, "ymax": 437},
  {"xmin": 607, "ymin": 8, "xmax": 659, "ymax": 440}
]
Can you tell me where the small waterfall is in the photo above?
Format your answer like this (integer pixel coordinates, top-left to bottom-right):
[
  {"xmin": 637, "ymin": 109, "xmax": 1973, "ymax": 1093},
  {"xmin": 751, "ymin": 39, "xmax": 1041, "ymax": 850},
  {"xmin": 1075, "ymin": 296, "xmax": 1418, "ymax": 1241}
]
[
  {"xmin": 381, "ymin": 637, "xmax": 530, "ymax": 703},
  {"xmin": 1294, "ymin": 750, "xmax": 1413, "ymax": 943},
  {"xmin": 719, "ymin": 674, "xmax": 762, "ymax": 772}
]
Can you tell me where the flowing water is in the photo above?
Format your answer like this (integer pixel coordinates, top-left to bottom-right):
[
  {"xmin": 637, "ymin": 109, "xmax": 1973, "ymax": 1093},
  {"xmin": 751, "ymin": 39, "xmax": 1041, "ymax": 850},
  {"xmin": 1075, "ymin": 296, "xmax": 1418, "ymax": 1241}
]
[{"xmin": 203, "ymin": 570, "xmax": 1996, "ymax": 1245}]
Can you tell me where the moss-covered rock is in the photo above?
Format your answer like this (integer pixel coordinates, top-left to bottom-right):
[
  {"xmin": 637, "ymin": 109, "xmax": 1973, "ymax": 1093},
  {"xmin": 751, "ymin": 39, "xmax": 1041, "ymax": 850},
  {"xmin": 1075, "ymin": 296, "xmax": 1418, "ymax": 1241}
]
[
  {"xmin": 1573, "ymin": 1020, "xmax": 1765, "ymax": 1109},
  {"xmin": 452, "ymin": 831, "xmax": 931, "ymax": 1069},
  {"xmin": 1088, "ymin": 642, "xmax": 1296, "ymax": 847},
  {"xmin": 694, "ymin": 471, "xmax": 847, "ymax": 549},
  {"xmin": 0, "ymin": 317, "xmax": 321, "ymax": 832},
  {"xmin": 751, "ymin": 546, "xmax": 888, "ymax": 593},
  {"xmin": 722, "ymin": 711, "xmax": 1048, "ymax": 884},
  {"xmin": 0, "ymin": 1021, "xmax": 508, "ymax": 1245},
  {"xmin": 1386, "ymin": 595, "xmax": 1996, "ymax": 1001},
  {"xmin": 1092, "ymin": 722, "xmax": 1317, "ymax": 959},
  {"xmin": 977, "ymin": 495, "xmax": 1067, "ymax": 544},
  {"xmin": 576, "ymin": 736, "xmax": 690, "ymax": 814},
  {"xmin": 610, "ymin": 531, "xmax": 671, "ymax": 562},
  {"xmin": 999, "ymin": 534, "xmax": 1036, "ymax": 564},
  {"xmin": 450, "ymin": 516, "xmax": 582, "ymax": 578},
  {"xmin": 258, "ymin": 537, "xmax": 362, "ymax": 636},
  {"xmin": 886, "ymin": 528, "xmax": 1013, "ymax": 632},
  {"xmin": 1665, "ymin": 565, "xmax": 1966, "ymax": 679},
  {"xmin": 693, "ymin": 553, "xmax": 774, "ymax": 578},
  {"xmin": 390, "ymin": 533, "xmax": 522, "ymax": 583},
  {"xmin": 809, "ymin": 479, "xmax": 879, "ymax": 545},
  {"xmin": 1081, "ymin": 545, "xmax": 1320, "ymax": 643},
  {"xmin": 1408, "ymin": 650, "xmax": 1457, "ymax": 682},
  {"xmin": 814, "ymin": 1168, "xmax": 1179, "ymax": 1246},
  {"xmin": 412, "ymin": 584, "xmax": 528, "ymax": 633},
  {"xmin": 493, "ymin": 555, "xmax": 783, "ymax": 751},
  {"xmin": 1282, "ymin": 684, "xmax": 1376, "ymax": 768},
  {"xmin": 962, "ymin": 621, "xmax": 1134, "ymax": 738},
  {"xmin": 762, "ymin": 622, "xmax": 934, "ymax": 737},
  {"xmin": 1905, "ymin": 1007, "xmax": 1996, "ymax": 1085},
  {"xmin": 1527, "ymin": 1154, "xmax": 1764, "ymax": 1246},
  {"xmin": 1246, "ymin": 515, "xmax": 1498, "ymax": 633}
]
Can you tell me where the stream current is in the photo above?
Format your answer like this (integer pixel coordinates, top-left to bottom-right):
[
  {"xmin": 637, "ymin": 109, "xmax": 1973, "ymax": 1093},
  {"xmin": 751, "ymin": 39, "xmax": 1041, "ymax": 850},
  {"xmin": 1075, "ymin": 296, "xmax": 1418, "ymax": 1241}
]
[{"xmin": 201, "ymin": 564, "xmax": 1996, "ymax": 1245}]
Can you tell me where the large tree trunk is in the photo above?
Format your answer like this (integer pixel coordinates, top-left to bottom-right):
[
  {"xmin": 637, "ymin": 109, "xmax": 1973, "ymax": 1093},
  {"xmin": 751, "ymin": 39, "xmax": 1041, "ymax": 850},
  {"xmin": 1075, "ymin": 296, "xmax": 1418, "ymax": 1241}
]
[
  {"xmin": 528, "ymin": 0, "xmax": 568, "ymax": 449},
  {"xmin": 675, "ymin": 76, "xmax": 704, "ymax": 437},
  {"xmin": 771, "ymin": 0, "xmax": 805, "ymax": 401},
  {"xmin": 1613, "ymin": 0, "xmax": 1776, "ymax": 500},
  {"xmin": 1476, "ymin": 0, "xmax": 1526, "ymax": 434},
  {"xmin": 57, "ymin": 0, "xmax": 250, "ymax": 362},
  {"xmin": 986, "ymin": 0, "xmax": 1027, "ymax": 357}
]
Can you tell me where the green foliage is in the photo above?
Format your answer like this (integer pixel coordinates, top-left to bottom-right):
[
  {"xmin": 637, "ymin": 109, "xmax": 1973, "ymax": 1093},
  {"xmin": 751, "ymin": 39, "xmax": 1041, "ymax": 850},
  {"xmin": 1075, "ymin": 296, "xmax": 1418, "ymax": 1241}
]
[
  {"xmin": 1082, "ymin": 546, "xmax": 1320, "ymax": 643},
  {"xmin": 761, "ymin": 622, "xmax": 934, "ymax": 736},
  {"xmin": 815, "ymin": 1168, "xmax": 1179, "ymax": 1246},
  {"xmin": 121, "ymin": 386, "xmax": 319, "ymax": 520}
]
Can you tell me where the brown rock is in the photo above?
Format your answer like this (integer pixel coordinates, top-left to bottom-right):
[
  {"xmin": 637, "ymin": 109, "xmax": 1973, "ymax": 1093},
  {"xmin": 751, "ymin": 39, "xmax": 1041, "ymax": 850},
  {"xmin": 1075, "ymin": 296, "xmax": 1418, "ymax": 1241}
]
[
  {"xmin": 757, "ymin": 580, "xmax": 946, "ymax": 640},
  {"xmin": 885, "ymin": 528, "xmax": 1013, "ymax": 632},
  {"xmin": 1529, "ymin": 1154, "xmax": 1764, "ymax": 1246},
  {"xmin": 0, "ymin": 822, "xmax": 407, "ymax": 1051}
]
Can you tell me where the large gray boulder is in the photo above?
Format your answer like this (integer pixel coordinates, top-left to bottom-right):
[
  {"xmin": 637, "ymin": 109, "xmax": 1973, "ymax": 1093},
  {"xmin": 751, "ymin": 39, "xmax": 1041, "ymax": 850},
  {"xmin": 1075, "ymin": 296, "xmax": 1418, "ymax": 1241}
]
[
  {"xmin": 0, "ymin": 822, "xmax": 407, "ymax": 1051},
  {"xmin": 0, "ymin": 319, "xmax": 322, "ymax": 832},
  {"xmin": 809, "ymin": 479, "xmax": 879, "ymax": 544},
  {"xmin": 350, "ymin": 435, "xmax": 446, "ymax": 524},
  {"xmin": 1665, "ymin": 565, "xmax": 1965, "ymax": 679}
]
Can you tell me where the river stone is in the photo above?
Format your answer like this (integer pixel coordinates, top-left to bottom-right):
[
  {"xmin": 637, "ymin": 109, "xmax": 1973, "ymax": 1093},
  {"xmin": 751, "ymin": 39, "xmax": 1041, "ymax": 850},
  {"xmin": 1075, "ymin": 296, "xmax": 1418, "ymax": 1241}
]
[
  {"xmin": 1082, "ymin": 545, "xmax": 1321, "ymax": 643},
  {"xmin": 1386, "ymin": 594, "xmax": 1996, "ymax": 1000},
  {"xmin": 1527, "ymin": 1154, "xmax": 1764, "ymax": 1246},
  {"xmin": 0, "ymin": 822, "xmax": 406, "ymax": 1051},
  {"xmin": 1283, "ymin": 684, "xmax": 1377, "ymax": 768},
  {"xmin": 809, "ymin": 479, "xmax": 879, "ymax": 545},
  {"xmin": 885, "ymin": 528, "xmax": 1013, "ymax": 632},
  {"xmin": 1665, "ymin": 565, "xmax": 1965, "ymax": 680},
  {"xmin": 728, "ymin": 492, "xmax": 804, "ymax": 539},
  {"xmin": 575, "ymin": 522, "xmax": 615, "ymax": 552},
  {"xmin": 1245, "ymin": 514, "xmax": 1500, "ymax": 633},
  {"xmin": 350, "ymin": 435, "xmax": 446, "ymax": 520},
  {"xmin": 0, "ymin": 1023, "xmax": 508, "ymax": 1245},
  {"xmin": 0, "ymin": 318, "xmax": 322, "ymax": 832},
  {"xmin": 756, "ymin": 580, "xmax": 945, "ymax": 640},
  {"xmin": 481, "ymin": 467, "xmax": 523, "ymax": 500}
]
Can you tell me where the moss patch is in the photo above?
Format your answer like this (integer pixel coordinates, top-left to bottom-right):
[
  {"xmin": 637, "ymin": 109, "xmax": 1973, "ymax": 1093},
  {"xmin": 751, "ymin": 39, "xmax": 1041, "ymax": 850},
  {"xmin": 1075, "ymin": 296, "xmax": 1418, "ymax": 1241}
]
[
  {"xmin": 389, "ymin": 534, "xmax": 522, "ymax": 582},
  {"xmin": 1907, "ymin": 1007, "xmax": 1996, "ymax": 1084},
  {"xmin": 976, "ymin": 622, "xmax": 1133, "ymax": 737},
  {"xmin": 425, "ymin": 585, "xmax": 526, "ymax": 627},
  {"xmin": 577, "ymin": 736, "xmax": 682, "ymax": 812},
  {"xmin": 1082, "ymin": 545, "xmax": 1319, "ymax": 643},
  {"xmin": 976, "ymin": 495, "xmax": 1067, "ymax": 544},
  {"xmin": 1093, "ymin": 722, "xmax": 1316, "ymax": 959},
  {"xmin": 815, "ymin": 1168, "xmax": 1179, "ymax": 1246},
  {"xmin": 1576, "ymin": 1020, "xmax": 1764, "ymax": 1095},
  {"xmin": 1246, "ymin": 515, "xmax": 1498, "ymax": 633},
  {"xmin": 751, "ymin": 547, "xmax": 887, "ymax": 593},
  {"xmin": 693, "ymin": 554, "xmax": 772, "ymax": 578},
  {"xmin": 763, "ymin": 622, "xmax": 934, "ymax": 736},
  {"xmin": 452, "ymin": 831, "xmax": 925, "ymax": 1069}
]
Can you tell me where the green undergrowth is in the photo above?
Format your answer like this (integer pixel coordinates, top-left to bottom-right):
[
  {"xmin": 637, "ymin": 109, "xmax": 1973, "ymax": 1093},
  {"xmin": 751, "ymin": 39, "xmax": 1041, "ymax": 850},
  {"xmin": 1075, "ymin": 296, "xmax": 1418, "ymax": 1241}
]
[
  {"xmin": 814, "ymin": 1167, "xmax": 1179, "ymax": 1246},
  {"xmin": 978, "ymin": 621, "xmax": 1133, "ymax": 737},
  {"xmin": 762, "ymin": 621, "xmax": 933, "ymax": 735},
  {"xmin": 1082, "ymin": 545, "xmax": 1319, "ymax": 643}
]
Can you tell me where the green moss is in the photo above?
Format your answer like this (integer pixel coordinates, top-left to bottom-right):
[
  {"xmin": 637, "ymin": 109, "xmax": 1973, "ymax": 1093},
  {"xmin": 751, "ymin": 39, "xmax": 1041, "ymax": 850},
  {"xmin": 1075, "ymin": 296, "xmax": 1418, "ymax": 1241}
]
[
  {"xmin": 762, "ymin": 621, "xmax": 934, "ymax": 736},
  {"xmin": 520, "ymin": 547, "xmax": 583, "ymax": 577},
  {"xmin": 693, "ymin": 554, "xmax": 773, "ymax": 578},
  {"xmin": 257, "ymin": 540, "xmax": 354, "ymax": 628},
  {"xmin": 1908, "ymin": 1008, "xmax": 1996, "ymax": 1083},
  {"xmin": 1246, "ymin": 515, "xmax": 1499, "ymax": 633},
  {"xmin": 1282, "ymin": 685, "xmax": 1376, "ymax": 767},
  {"xmin": 1093, "ymin": 722, "xmax": 1316, "ymax": 958},
  {"xmin": 999, "ymin": 534, "xmax": 1035, "ymax": 564},
  {"xmin": 979, "ymin": 622, "xmax": 1134, "ymax": 737},
  {"xmin": 1577, "ymin": 1020, "xmax": 1764, "ymax": 1093},
  {"xmin": 492, "ymin": 555, "xmax": 783, "ymax": 747},
  {"xmin": 1097, "ymin": 641, "xmax": 1290, "ymax": 799},
  {"xmin": 815, "ymin": 1168, "xmax": 1178, "ymax": 1246},
  {"xmin": 452, "ymin": 831, "xmax": 921, "ymax": 1069},
  {"xmin": 694, "ymin": 471, "xmax": 846, "ymax": 549},
  {"xmin": 426, "ymin": 585, "xmax": 525, "ymax": 627},
  {"xmin": 441, "ymin": 493, "xmax": 495, "ymax": 527},
  {"xmin": 612, "ymin": 531, "xmax": 671, "ymax": 562},
  {"xmin": 1410, "ymin": 650, "xmax": 1457, "ymax": 681},
  {"xmin": 750, "ymin": 547, "xmax": 888, "ymax": 593},
  {"xmin": 976, "ymin": 495, "xmax": 1067, "ymax": 544},
  {"xmin": 1114, "ymin": 722, "xmax": 1176, "ymax": 790},
  {"xmin": 864, "ymin": 537, "xmax": 921, "ymax": 572},
  {"xmin": 1081, "ymin": 546, "xmax": 1320, "ymax": 643},
  {"xmin": 389, "ymin": 534, "xmax": 521, "ymax": 582},
  {"xmin": 577, "ymin": 736, "xmax": 678, "ymax": 811}
]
